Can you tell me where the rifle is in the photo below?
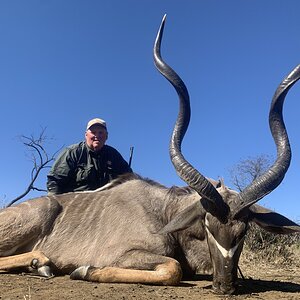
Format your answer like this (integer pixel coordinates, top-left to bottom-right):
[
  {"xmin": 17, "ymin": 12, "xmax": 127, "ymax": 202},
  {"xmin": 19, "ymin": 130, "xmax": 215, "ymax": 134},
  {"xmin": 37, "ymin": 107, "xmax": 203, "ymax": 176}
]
[{"xmin": 128, "ymin": 146, "xmax": 134, "ymax": 168}]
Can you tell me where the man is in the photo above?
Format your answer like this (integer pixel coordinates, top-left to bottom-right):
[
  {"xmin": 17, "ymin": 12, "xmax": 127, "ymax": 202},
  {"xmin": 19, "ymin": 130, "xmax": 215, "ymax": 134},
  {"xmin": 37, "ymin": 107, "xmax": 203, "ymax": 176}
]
[{"xmin": 47, "ymin": 118, "xmax": 132, "ymax": 195}]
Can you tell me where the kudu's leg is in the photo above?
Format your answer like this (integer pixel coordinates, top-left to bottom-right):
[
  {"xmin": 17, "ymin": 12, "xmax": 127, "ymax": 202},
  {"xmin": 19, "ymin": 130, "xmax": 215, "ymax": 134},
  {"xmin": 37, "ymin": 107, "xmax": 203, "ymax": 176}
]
[
  {"xmin": 0, "ymin": 251, "xmax": 52, "ymax": 276},
  {"xmin": 0, "ymin": 197, "xmax": 61, "ymax": 276},
  {"xmin": 71, "ymin": 252, "xmax": 182, "ymax": 286}
]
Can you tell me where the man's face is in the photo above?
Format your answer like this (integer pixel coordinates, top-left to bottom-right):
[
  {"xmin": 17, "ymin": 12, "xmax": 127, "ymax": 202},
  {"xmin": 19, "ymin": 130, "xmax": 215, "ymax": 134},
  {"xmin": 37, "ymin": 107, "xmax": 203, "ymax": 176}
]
[{"xmin": 85, "ymin": 124, "xmax": 108, "ymax": 152}]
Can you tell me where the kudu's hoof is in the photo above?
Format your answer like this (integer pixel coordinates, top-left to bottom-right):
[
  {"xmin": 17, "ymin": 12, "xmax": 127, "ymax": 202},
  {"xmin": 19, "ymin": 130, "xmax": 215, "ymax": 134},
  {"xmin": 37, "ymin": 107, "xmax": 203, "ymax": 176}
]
[
  {"xmin": 31, "ymin": 258, "xmax": 54, "ymax": 278},
  {"xmin": 37, "ymin": 265, "xmax": 54, "ymax": 278},
  {"xmin": 70, "ymin": 266, "xmax": 90, "ymax": 280}
]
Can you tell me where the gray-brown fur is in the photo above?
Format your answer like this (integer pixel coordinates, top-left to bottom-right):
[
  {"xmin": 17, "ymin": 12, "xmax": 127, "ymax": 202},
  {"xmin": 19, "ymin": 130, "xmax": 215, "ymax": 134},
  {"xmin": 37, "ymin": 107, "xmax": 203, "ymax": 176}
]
[{"xmin": 0, "ymin": 174, "xmax": 211, "ymax": 276}]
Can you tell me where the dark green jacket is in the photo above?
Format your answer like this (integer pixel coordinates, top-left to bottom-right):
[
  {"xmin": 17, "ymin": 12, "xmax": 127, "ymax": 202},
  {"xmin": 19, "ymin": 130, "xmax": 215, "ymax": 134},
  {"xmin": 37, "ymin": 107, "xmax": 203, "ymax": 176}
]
[{"xmin": 47, "ymin": 142, "xmax": 132, "ymax": 194}]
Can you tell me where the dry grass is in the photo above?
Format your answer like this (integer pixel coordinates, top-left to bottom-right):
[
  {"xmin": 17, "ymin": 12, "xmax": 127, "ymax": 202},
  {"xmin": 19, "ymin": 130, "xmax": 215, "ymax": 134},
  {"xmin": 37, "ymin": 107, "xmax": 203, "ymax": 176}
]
[
  {"xmin": 23, "ymin": 286, "xmax": 32, "ymax": 300},
  {"xmin": 242, "ymin": 223, "xmax": 300, "ymax": 267}
]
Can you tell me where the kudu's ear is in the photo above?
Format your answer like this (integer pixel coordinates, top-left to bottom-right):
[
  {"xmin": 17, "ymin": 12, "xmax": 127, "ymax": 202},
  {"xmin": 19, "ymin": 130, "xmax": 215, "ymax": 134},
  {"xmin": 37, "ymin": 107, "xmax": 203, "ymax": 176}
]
[
  {"xmin": 158, "ymin": 201, "xmax": 203, "ymax": 234},
  {"xmin": 249, "ymin": 204, "xmax": 300, "ymax": 234}
]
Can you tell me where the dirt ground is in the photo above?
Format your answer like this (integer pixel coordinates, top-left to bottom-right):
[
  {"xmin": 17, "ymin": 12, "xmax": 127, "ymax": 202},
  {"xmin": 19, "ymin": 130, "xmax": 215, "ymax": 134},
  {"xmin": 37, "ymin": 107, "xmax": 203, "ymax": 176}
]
[{"xmin": 0, "ymin": 251, "xmax": 299, "ymax": 300}]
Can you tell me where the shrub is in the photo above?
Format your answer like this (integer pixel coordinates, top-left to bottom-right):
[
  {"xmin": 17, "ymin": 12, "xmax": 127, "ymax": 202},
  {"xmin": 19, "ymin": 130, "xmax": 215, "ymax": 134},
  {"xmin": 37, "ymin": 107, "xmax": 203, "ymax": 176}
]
[{"xmin": 243, "ymin": 223, "xmax": 300, "ymax": 266}]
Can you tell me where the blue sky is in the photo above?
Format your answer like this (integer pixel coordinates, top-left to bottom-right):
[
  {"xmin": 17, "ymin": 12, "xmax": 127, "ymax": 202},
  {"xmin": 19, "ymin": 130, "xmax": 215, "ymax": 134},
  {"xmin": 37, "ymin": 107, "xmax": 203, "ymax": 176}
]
[{"xmin": 1, "ymin": 1, "xmax": 299, "ymax": 222}]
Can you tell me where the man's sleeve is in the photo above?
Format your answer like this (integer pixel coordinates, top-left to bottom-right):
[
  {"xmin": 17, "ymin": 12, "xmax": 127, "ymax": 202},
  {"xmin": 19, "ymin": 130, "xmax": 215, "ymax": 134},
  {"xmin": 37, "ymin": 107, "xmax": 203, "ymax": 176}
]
[{"xmin": 47, "ymin": 148, "xmax": 74, "ymax": 194}]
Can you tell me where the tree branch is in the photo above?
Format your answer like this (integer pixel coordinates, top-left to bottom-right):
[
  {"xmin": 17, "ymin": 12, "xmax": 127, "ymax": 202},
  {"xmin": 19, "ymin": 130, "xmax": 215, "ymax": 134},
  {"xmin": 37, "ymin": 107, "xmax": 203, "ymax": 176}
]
[{"xmin": 6, "ymin": 128, "xmax": 62, "ymax": 207}]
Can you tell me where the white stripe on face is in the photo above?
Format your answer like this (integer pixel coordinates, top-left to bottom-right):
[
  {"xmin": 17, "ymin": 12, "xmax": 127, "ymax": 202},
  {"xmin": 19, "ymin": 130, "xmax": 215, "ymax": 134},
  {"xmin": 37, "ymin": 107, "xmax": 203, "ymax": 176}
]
[{"xmin": 205, "ymin": 218, "xmax": 243, "ymax": 258}]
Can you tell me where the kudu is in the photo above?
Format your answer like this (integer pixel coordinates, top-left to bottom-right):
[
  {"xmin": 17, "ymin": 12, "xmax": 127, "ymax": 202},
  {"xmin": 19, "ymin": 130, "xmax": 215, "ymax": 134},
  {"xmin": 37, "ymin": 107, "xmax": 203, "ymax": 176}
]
[{"xmin": 1, "ymin": 15, "xmax": 300, "ymax": 295}]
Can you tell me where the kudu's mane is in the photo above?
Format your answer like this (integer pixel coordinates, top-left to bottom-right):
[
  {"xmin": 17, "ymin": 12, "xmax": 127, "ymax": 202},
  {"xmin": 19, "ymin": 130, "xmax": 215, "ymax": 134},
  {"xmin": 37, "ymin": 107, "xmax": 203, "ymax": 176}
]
[{"xmin": 97, "ymin": 172, "xmax": 195, "ymax": 197}]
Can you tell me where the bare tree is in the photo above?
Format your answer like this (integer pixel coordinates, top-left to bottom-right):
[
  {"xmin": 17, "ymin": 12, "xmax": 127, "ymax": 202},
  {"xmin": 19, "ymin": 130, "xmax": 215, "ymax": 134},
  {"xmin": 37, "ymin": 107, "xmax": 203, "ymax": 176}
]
[
  {"xmin": 6, "ymin": 128, "xmax": 61, "ymax": 207},
  {"xmin": 230, "ymin": 154, "xmax": 300, "ymax": 264},
  {"xmin": 229, "ymin": 154, "xmax": 272, "ymax": 192}
]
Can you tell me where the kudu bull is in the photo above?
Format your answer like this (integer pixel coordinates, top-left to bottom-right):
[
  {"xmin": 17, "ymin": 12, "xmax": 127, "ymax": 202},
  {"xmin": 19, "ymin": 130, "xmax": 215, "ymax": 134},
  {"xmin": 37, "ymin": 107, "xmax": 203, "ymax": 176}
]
[{"xmin": 1, "ymin": 15, "xmax": 300, "ymax": 295}]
